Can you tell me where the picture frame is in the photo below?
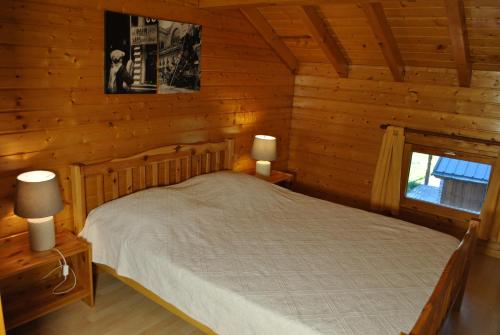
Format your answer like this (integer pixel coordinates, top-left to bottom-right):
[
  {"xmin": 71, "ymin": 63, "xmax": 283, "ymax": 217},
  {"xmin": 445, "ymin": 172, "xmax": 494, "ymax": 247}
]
[{"xmin": 104, "ymin": 11, "xmax": 201, "ymax": 94}]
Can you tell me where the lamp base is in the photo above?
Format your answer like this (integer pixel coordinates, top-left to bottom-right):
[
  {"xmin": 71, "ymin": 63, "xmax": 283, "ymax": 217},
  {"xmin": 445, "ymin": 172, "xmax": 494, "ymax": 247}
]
[
  {"xmin": 27, "ymin": 216, "xmax": 56, "ymax": 251},
  {"xmin": 256, "ymin": 160, "xmax": 271, "ymax": 177}
]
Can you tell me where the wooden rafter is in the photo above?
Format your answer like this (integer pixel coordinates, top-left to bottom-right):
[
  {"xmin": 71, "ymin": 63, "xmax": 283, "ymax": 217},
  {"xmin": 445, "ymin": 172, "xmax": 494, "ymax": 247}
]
[
  {"xmin": 444, "ymin": 0, "xmax": 472, "ymax": 87},
  {"xmin": 362, "ymin": 2, "xmax": 404, "ymax": 82},
  {"xmin": 241, "ymin": 7, "xmax": 298, "ymax": 73},
  {"xmin": 199, "ymin": 0, "xmax": 373, "ymax": 9},
  {"xmin": 298, "ymin": 6, "xmax": 348, "ymax": 77}
]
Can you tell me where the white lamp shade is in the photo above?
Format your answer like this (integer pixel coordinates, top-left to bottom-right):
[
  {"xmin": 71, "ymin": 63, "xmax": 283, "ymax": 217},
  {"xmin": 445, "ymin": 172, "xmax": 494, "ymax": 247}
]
[
  {"xmin": 251, "ymin": 135, "xmax": 277, "ymax": 161},
  {"xmin": 14, "ymin": 170, "xmax": 64, "ymax": 219}
]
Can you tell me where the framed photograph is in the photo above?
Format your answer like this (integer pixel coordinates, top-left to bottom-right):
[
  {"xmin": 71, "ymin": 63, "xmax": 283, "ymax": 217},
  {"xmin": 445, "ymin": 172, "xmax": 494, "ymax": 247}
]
[
  {"xmin": 158, "ymin": 20, "xmax": 201, "ymax": 93},
  {"xmin": 104, "ymin": 11, "xmax": 201, "ymax": 94}
]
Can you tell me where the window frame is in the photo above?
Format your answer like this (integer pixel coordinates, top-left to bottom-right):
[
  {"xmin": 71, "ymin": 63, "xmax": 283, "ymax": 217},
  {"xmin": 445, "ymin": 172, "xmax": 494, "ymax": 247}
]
[{"xmin": 400, "ymin": 142, "xmax": 495, "ymax": 221}]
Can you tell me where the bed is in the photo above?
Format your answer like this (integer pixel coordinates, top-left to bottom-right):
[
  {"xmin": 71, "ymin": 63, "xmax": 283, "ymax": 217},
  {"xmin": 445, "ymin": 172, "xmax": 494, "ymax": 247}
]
[{"xmin": 71, "ymin": 139, "xmax": 478, "ymax": 335}]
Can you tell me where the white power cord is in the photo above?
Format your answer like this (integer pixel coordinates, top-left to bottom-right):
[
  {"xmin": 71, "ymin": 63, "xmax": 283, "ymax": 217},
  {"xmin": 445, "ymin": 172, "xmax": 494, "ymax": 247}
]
[{"xmin": 42, "ymin": 248, "xmax": 77, "ymax": 295}]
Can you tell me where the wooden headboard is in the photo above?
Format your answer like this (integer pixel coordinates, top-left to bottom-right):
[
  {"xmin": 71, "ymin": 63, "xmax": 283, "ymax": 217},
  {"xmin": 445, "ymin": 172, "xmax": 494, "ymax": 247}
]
[{"xmin": 70, "ymin": 139, "xmax": 235, "ymax": 233}]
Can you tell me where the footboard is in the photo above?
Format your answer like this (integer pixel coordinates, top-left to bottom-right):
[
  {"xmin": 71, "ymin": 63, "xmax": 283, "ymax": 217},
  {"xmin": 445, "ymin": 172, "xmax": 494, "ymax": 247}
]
[{"xmin": 401, "ymin": 219, "xmax": 479, "ymax": 335}]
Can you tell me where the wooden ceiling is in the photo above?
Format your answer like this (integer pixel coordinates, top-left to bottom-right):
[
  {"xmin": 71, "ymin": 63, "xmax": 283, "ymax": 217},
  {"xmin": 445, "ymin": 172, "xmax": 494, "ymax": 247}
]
[{"xmin": 199, "ymin": 0, "xmax": 500, "ymax": 87}]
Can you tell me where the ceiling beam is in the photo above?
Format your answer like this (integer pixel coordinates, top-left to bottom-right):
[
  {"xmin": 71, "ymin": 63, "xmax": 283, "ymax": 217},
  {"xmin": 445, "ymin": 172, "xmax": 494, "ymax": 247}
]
[
  {"xmin": 362, "ymin": 2, "xmax": 404, "ymax": 82},
  {"xmin": 444, "ymin": 0, "xmax": 471, "ymax": 87},
  {"xmin": 241, "ymin": 7, "xmax": 298, "ymax": 73},
  {"xmin": 199, "ymin": 0, "xmax": 373, "ymax": 9},
  {"xmin": 298, "ymin": 6, "xmax": 348, "ymax": 77}
]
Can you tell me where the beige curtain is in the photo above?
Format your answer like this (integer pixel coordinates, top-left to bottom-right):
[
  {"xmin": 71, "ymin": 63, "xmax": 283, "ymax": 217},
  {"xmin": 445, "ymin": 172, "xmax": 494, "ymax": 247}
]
[
  {"xmin": 479, "ymin": 154, "xmax": 500, "ymax": 242},
  {"xmin": 370, "ymin": 126, "xmax": 405, "ymax": 215}
]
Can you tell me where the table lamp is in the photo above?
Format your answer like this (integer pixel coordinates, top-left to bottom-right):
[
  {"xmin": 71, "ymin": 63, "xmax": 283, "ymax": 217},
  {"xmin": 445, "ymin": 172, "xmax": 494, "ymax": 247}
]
[
  {"xmin": 14, "ymin": 170, "xmax": 64, "ymax": 251},
  {"xmin": 251, "ymin": 135, "xmax": 277, "ymax": 177}
]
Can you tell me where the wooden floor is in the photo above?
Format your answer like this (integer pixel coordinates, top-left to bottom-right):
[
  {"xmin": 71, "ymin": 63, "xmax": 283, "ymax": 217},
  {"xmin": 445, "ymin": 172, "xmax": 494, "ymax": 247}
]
[
  {"xmin": 8, "ymin": 272, "xmax": 205, "ymax": 335},
  {"xmin": 8, "ymin": 254, "xmax": 500, "ymax": 335},
  {"xmin": 441, "ymin": 253, "xmax": 500, "ymax": 335}
]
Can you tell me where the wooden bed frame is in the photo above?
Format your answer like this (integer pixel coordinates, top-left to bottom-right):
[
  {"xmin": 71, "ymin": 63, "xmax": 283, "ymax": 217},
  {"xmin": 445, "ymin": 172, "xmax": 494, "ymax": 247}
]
[
  {"xmin": 71, "ymin": 139, "xmax": 235, "ymax": 334},
  {"xmin": 401, "ymin": 219, "xmax": 478, "ymax": 335},
  {"xmin": 70, "ymin": 138, "xmax": 478, "ymax": 335}
]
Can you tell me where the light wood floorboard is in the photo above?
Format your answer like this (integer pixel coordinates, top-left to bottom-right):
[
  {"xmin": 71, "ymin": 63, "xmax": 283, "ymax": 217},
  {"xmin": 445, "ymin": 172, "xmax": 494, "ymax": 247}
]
[
  {"xmin": 7, "ymin": 254, "xmax": 499, "ymax": 335},
  {"xmin": 8, "ymin": 271, "xmax": 204, "ymax": 335}
]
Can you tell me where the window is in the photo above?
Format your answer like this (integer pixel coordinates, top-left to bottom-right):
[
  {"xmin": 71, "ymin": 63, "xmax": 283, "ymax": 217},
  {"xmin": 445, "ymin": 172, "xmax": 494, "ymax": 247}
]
[
  {"xmin": 405, "ymin": 152, "xmax": 491, "ymax": 214},
  {"xmin": 401, "ymin": 141, "xmax": 496, "ymax": 219}
]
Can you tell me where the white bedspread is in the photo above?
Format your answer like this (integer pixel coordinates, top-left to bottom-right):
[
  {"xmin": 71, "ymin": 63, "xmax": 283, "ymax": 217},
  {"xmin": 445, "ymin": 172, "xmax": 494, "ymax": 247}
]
[{"xmin": 80, "ymin": 171, "xmax": 458, "ymax": 335}]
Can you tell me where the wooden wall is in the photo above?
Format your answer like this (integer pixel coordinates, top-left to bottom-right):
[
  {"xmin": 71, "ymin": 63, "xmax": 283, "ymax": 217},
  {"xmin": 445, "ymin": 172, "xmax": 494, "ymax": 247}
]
[
  {"xmin": 289, "ymin": 63, "xmax": 500, "ymax": 236},
  {"xmin": 0, "ymin": 0, "xmax": 294, "ymax": 237}
]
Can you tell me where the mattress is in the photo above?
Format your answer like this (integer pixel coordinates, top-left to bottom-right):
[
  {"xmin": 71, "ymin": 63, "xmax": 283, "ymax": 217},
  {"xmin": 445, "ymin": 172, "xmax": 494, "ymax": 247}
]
[{"xmin": 80, "ymin": 171, "xmax": 458, "ymax": 335}]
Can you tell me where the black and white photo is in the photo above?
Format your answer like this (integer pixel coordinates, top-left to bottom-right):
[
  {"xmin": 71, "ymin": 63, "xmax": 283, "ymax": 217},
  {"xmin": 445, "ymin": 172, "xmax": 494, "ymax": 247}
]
[
  {"xmin": 158, "ymin": 20, "xmax": 201, "ymax": 93},
  {"xmin": 105, "ymin": 11, "xmax": 158, "ymax": 94},
  {"xmin": 105, "ymin": 11, "xmax": 201, "ymax": 94}
]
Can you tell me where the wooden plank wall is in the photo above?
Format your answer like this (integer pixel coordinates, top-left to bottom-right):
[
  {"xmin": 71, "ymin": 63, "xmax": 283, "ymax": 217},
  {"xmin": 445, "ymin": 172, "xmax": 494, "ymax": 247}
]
[
  {"xmin": 0, "ymin": 0, "xmax": 295, "ymax": 237},
  {"xmin": 289, "ymin": 63, "xmax": 500, "ymax": 235}
]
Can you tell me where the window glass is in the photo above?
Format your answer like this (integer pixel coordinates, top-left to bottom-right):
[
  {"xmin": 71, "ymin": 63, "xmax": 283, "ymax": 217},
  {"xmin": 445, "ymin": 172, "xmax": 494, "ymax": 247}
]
[{"xmin": 405, "ymin": 152, "xmax": 492, "ymax": 214}]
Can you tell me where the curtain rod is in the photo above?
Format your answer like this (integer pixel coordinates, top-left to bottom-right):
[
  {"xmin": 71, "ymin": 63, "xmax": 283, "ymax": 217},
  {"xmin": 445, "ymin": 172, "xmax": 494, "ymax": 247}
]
[{"xmin": 379, "ymin": 124, "xmax": 500, "ymax": 147}]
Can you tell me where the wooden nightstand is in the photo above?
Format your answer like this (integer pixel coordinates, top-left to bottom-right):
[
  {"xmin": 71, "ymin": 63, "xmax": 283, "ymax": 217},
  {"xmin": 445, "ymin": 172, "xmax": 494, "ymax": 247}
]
[
  {"xmin": 247, "ymin": 170, "xmax": 294, "ymax": 188},
  {"xmin": 0, "ymin": 231, "xmax": 93, "ymax": 330}
]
